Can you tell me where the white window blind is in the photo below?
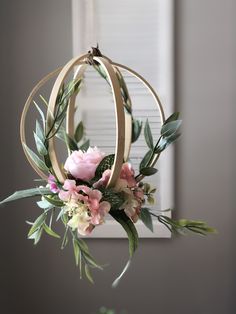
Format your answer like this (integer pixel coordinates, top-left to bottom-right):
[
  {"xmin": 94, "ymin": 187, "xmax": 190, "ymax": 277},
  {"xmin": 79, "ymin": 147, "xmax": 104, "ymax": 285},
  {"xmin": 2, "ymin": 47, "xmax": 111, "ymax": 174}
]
[{"xmin": 72, "ymin": 0, "xmax": 174, "ymax": 237}]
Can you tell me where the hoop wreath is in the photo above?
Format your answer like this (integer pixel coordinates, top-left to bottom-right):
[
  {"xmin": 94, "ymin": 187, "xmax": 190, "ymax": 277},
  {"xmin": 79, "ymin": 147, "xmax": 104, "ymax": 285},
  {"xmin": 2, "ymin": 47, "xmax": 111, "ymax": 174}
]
[
  {"xmin": 20, "ymin": 52, "xmax": 165, "ymax": 185},
  {"xmin": 0, "ymin": 47, "xmax": 214, "ymax": 286}
]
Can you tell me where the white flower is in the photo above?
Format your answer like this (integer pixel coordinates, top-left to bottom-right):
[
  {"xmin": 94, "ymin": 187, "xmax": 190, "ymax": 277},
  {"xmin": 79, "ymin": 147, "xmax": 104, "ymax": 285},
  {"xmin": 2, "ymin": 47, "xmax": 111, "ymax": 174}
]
[{"xmin": 65, "ymin": 200, "xmax": 91, "ymax": 235}]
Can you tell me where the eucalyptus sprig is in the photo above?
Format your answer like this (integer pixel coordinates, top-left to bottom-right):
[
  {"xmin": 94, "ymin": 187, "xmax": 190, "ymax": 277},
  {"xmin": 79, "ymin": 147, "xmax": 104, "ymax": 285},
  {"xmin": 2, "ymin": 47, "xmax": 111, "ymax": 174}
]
[
  {"xmin": 149, "ymin": 211, "xmax": 216, "ymax": 235},
  {"xmin": 139, "ymin": 112, "xmax": 182, "ymax": 177}
]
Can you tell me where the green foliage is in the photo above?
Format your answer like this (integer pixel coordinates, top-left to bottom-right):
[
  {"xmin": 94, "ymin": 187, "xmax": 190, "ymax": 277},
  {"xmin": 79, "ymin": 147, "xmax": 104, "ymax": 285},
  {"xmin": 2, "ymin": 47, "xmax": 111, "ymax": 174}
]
[
  {"xmin": 151, "ymin": 213, "xmax": 216, "ymax": 235},
  {"xmin": 161, "ymin": 120, "xmax": 182, "ymax": 138},
  {"xmin": 0, "ymin": 187, "xmax": 51, "ymax": 205},
  {"xmin": 37, "ymin": 199, "xmax": 54, "ymax": 209},
  {"xmin": 139, "ymin": 208, "xmax": 153, "ymax": 232},
  {"xmin": 28, "ymin": 212, "xmax": 47, "ymax": 237},
  {"xmin": 33, "ymin": 132, "xmax": 47, "ymax": 156},
  {"xmin": 110, "ymin": 210, "xmax": 138, "ymax": 258},
  {"xmin": 139, "ymin": 112, "xmax": 182, "ymax": 176},
  {"xmin": 100, "ymin": 187, "xmax": 125, "ymax": 209},
  {"xmin": 34, "ymin": 101, "xmax": 46, "ymax": 131},
  {"xmin": 71, "ymin": 231, "xmax": 103, "ymax": 283},
  {"xmin": 144, "ymin": 119, "xmax": 153, "ymax": 149},
  {"xmin": 74, "ymin": 121, "xmax": 84, "ymax": 142},
  {"xmin": 43, "ymin": 223, "xmax": 60, "ymax": 238},
  {"xmin": 164, "ymin": 112, "xmax": 180, "ymax": 124},
  {"xmin": 79, "ymin": 139, "xmax": 90, "ymax": 151},
  {"xmin": 35, "ymin": 120, "xmax": 45, "ymax": 142},
  {"xmin": 45, "ymin": 79, "xmax": 82, "ymax": 140},
  {"xmin": 155, "ymin": 132, "xmax": 181, "ymax": 153},
  {"xmin": 132, "ymin": 118, "xmax": 142, "ymax": 143},
  {"xmin": 140, "ymin": 167, "xmax": 158, "ymax": 176},
  {"xmin": 139, "ymin": 149, "xmax": 153, "ymax": 171},
  {"xmin": 110, "ymin": 211, "xmax": 138, "ymax": 287},
  {"xmin": 65, "ymin": 134, "xmax": 78, "ymax": 151},
  {"xmin": 43, "ymin": 195, "xmax": 64, "ymax": 207},
  {"xmin": 23, "ymin": 144, "xmax": 48, "ymax": 172},
  {"xmin": 95, "ymin": 154, "xmax": 115, "ymax": 178}
]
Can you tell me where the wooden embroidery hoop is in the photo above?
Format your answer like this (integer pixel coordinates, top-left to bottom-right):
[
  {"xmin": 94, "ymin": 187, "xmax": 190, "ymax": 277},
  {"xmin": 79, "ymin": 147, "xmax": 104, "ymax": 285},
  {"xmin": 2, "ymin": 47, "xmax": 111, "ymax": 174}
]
[{"xmin": 20, "ymin": 48, "xmax": 165, "ymax": 187}]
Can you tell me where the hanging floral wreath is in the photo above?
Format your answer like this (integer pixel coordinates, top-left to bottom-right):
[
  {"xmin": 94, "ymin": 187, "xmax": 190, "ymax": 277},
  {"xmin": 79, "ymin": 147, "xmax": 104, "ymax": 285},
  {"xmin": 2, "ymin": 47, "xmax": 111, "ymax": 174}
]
[{"xmin": 0, "ymin": 47, "xmax": 215, "ymax": 286}]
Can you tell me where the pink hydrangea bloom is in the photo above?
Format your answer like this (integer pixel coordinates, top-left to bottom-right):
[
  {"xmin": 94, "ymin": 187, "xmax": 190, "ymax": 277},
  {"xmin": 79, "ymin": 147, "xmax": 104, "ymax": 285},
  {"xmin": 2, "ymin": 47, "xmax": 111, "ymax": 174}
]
[
  {"xmin": 120, "ymin": 163, "xmax": 137, "ymax": 187},
  {"xmin": 93, "ymin": 162, "xmax": 136, "ymax": 189},
  {"xmin": 85, "ymin": 189, "xmax": 111, "ymax": 226},
  {"xmin": 64, "ymin": 147, "xmax": 105, "ymax": 181},
  {"xmin": 61, "ymin": 181, "xmax": 111, "ymax": 235},
  {"xmin": 48, "ymin": 175, "xmax": 60, "ymax": 193},
  {"xmin": 58, "ymin": 179, "xmax": 89, "ymax": 202}
]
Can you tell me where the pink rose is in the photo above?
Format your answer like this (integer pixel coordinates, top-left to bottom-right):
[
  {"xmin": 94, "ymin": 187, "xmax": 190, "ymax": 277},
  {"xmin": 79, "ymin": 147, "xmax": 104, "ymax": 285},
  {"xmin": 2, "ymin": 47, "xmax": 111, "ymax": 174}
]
[{"xmin": 64, "ymin": 147, "xmax": 105, "ymax": 181}]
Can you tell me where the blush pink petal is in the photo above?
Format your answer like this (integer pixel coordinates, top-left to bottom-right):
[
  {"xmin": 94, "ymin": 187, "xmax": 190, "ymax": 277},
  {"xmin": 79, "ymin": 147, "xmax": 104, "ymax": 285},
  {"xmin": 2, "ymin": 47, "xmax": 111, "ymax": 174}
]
[
  {"xmin": 64, "ymin": 147, "xmax": 105, "ymax": 181},
  {"xmin": 93, "ymin": 169, "xmax": 112, "ymax": 188}
]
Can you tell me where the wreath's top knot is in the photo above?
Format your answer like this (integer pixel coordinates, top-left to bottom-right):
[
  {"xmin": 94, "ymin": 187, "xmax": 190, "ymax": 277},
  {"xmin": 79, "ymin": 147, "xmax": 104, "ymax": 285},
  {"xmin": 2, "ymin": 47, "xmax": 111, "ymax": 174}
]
[{"xmin": 86, "ymin": 45, "xmax": 103, "ymax": 65}]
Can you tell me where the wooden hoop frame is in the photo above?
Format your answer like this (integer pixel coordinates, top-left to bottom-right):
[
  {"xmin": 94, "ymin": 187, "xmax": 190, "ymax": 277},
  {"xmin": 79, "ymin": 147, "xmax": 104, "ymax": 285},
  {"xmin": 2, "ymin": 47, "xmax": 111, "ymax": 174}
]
[
  {"xmin": 46, "ymin": 55, "xmax": 126, "ymax": 188},
  {"xmin": 20, "ymin": 53, "xmax": 165, "ymax": 186}
]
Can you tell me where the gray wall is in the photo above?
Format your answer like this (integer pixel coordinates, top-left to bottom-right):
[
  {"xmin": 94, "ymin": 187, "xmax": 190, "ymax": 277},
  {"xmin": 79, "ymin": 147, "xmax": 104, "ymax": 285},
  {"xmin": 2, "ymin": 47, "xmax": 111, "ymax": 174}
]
[{"xmin": 0, "ymin": 0, "xmax": 235, "ymax": 313}]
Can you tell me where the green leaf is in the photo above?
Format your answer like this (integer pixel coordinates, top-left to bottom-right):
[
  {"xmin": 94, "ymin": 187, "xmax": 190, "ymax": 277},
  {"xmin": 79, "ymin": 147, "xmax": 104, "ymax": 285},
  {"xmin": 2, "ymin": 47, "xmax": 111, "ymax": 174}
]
[
  {"xmin": 23, "ymin": 143, "xmax": 48, "ymax": 172},
  {"xmin": 56, "ymin": 207, "xmax": 66, "ymax": 221},
  {"xmin": 35, "ymin": 120, "xmax": 45, "ymax": 142},
  {"xmin": 74, "ymin": 121, "xmax": 84, "ymax": 142},
  {"xmin": 61, "ymin": 226, "xmax": 69, "ymax": 250},
  {"xmin": 147, "ymin": 195, "xmax": 155, "ymax": 205},
  {"xmin": 110, "ymin": 210, "xmax": 138, "ymax": 258},
  {"xmin": 82, "ymin": 251, "xmax": 103, "ymax": 269},
  {"xmin": 76, "ymin": 238, "xmax": 90, "ymax": 254},
  {"xmin": 139, "ymin": 208, "xmax": 153, "ymax": 232},
  {"xmin": 144, "ymin": 119, "xmax": 154, "ymax": 149},
  {"xmin": 28, "ymin": 227, "xmax": 43, "ymax": 245},
  {"xmin": 28, "ymin": 212, "xmax": 47, "ymax": 237},
  {"xmin": 139, "ymin": 149, "xmax": 153, "ymax": 171},
  {"xmin": 164, "ymin": 112, "xmax": 180, "ymax": 124},
  {"xmin": 34, "ymin": 102, "xmax": 45, "ymax": 131},
  {"xmin": 79, "ymin": 139, "xmax": 90, "ymax": 151},
  {"xmin": 73, "ymin": 238, "xmax": 80, "ymax": 266},
  {"xmin": 100, "ymin": 187, "xmax": 124, "ymax": 209},
  {"xmin": 43, "ymin": 195, "xmax": 64, "ymax": 207},
  {"xmin": 55, "ymin": 125, "xmax": 66, "ymax": 142},
  {"xmin": 65, "ymin": 134, "xmax": 78, "ymax": 151},
  {"xmin": 132, "ymin": 119, "xmax": 142, "ymax": 143},
  {"xmin": 43, "ymin": 223, "xmax": 60, "ymax": 238},
  {"xmin": 85, "ymin": 265, "xmax": 94, "ymax": 284},
  {"xmin": 161, "ymin": 120, "xmax": 182, "ymax": 138},
  {"xmin": 0, "ymin": 187, "xmax": 51, "ymax": 205},
  {"xmin": 33, "ymin": 132, "xmax": 47, "ymax": 156},
  {"xmin": 37, "ymin": 199, "xmax": 54, "ymax": 209},
  {"xmin": 95, "ymin": 154, "xmax": 115, "ymax": 178},
  {"xmin": 155, "ymin": 132, "xmax": 181, "ymax": 153},
  {"xmin": 140, "ymin": 167, "xmax": 158, "ymax": 176},
  {"xmin": 39, "ymin": 94, "xmax": 48, "ymax": 107}
]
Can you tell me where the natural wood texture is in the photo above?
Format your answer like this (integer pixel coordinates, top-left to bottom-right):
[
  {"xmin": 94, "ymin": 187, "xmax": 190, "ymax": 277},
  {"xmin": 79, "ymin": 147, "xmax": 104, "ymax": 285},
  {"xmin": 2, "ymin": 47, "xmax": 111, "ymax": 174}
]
[
  {"xmin": 93, "ymin": 56, "xmax": 125, "ymax": 188},
  {"xmin": 112, "ymin": 62, "xmax": 166, "ymax": 181},
  {"xmin": 21, "ymin": 52, "xmax": 165, "ymax": 186},
  {"xmin": 46, "ymin": 54, "xmax": 89, "ymax": 183}
]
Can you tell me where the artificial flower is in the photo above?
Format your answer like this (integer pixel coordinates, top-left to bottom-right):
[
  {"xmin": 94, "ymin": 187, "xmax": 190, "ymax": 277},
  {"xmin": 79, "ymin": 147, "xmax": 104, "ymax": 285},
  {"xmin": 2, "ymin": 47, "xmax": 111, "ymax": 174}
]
[
  {"xmin": 66, "ymin": 200, "xmax": 91, "ymax": 235},
  {"xmin": 48, "ymin": 175, "xmax": 60, "ymax": 193},
  {"xmin": 64, "ymin": 147, "xmax": 105, "ymax": 181}
]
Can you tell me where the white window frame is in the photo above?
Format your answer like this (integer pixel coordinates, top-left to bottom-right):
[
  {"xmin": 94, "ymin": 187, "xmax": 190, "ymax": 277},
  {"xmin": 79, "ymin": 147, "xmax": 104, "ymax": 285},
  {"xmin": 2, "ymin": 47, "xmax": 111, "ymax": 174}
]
[{"xmin": 71, "ymin": 0, "xmax": 174, "ymax": 238}]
